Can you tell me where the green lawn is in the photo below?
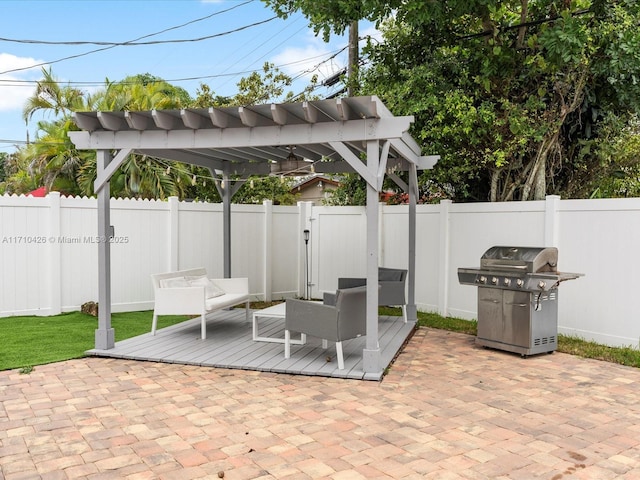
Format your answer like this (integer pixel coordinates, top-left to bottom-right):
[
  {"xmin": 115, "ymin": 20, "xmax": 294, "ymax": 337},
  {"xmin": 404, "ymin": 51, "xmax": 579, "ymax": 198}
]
[
  {"xmin": 0, "ymin": 311, "xmax": 188, "ymax": 371},
  {"xmin": 2, "ymin": 308, "xmax": 640, "ymax": 373}
]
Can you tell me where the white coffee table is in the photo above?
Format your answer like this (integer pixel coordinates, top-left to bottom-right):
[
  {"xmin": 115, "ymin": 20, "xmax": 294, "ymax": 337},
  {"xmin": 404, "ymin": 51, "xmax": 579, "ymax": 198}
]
[{"xmin": 252, "ymin": 302, "xmax": 306, "ymax": 344}]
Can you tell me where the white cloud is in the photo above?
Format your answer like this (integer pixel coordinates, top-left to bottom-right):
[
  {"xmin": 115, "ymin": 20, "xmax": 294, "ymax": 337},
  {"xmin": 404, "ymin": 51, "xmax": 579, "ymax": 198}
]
[
  {"xmin": 0, "ymin": 53, "xmax": 43, "ymax": 112},
  {"xmin": 271, "ymin": 35, "xmax": 347, "ymax": 85},
  {"xmin": 360, "ymin": 24, "xmax": 383, "ymax": 45}
]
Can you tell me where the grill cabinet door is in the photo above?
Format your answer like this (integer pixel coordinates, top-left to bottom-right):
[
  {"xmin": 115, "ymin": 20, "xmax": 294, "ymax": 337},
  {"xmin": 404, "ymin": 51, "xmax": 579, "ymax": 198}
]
[
  {"xmin": 477, "ymin": 288, "xmax": 503, "ymax": 343},
  {"xmin": 503, "ymin": 290, "xmax": 532, "ymax": 348}
]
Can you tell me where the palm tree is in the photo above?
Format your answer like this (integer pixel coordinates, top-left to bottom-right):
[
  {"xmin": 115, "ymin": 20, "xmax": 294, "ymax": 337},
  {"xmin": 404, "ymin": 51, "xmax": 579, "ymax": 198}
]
[
  {"xmin": 22, "ymin": 67, "xmax": 85, "ymax": 123},
  {"xmin": 17, "ymin": 70, "xmax": 196, "ymax": 199},
  {"xmin": 22, "ymin": 119, "xmax": 86, "ymax": 195}
]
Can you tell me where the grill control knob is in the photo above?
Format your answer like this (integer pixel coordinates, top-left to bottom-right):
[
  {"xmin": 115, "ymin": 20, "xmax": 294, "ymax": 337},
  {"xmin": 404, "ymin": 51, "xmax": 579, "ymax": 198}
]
[
  {"xmin": 479, "ymin": 276, "xmax": 487, "ymax": 284},
  {"xmin": 516, "ymin": 279, "xmax": 524, "ymax": 288},
  {"xmin": 538, "ymin": 280, "xmax": 546, "ymax": 289},
  {"xmin": 503, "ymin": 278, "xmax": 511, "ymax": 286},
  {"xmin": 491, "ymin": 277, "xmax": 498, "ymax": 285}
]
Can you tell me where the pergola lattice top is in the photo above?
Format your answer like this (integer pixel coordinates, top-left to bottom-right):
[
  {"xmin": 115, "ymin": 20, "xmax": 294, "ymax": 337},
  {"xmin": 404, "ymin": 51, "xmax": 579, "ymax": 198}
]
[{"xmin": 71, "ymin": 96, "xmax": 436, "ymax": 188}]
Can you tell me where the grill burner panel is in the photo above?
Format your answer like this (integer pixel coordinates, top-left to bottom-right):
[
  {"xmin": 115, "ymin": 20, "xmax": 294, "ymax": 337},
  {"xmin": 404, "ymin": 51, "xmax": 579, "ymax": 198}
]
[
  {"xmin": 458, "ymin": 246, "xmax": 582, "ymax": 357},
  {"xmin": 457, "ymin": 268, "xmax": 581, "ymax": 292}
]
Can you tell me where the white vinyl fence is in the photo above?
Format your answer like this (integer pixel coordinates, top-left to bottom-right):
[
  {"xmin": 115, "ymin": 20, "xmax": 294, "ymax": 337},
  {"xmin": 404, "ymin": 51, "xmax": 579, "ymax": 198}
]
[{"xmin": 2, "ymin": 193, "xmax": 639, "ymax": 349}]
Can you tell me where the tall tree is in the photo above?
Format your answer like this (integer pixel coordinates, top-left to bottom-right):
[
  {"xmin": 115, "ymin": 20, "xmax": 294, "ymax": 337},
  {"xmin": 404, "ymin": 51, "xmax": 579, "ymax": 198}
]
[{"xmin": 264, "ymin": 0, "xmax": 640, "ymax": 201}]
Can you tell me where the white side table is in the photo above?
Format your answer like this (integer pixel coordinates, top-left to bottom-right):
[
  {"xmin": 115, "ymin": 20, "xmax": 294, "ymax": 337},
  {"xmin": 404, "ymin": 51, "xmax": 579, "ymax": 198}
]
[{"xmin": 252, "ymin": 302, "xmax": 306, "ymax": 344}]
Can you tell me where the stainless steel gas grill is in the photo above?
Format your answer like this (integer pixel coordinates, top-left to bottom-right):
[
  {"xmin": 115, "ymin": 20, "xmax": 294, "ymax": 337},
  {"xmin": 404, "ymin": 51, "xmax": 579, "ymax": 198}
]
[{"xmin": 458, "ymin": 246, "xmax": 583, "ymax": 357}]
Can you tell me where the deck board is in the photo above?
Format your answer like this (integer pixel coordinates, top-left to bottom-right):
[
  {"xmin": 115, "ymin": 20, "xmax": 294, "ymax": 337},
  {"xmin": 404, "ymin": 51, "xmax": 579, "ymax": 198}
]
[{"xmin": 86, "ymin": 308, "xmax": 416, "ymax": 381}]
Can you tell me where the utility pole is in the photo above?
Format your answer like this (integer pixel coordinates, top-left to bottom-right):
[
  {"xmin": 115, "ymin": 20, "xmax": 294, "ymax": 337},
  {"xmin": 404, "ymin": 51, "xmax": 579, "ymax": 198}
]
[{"xmin": 347, "ymin": 21, "xmax": 358, "ymax": 97}]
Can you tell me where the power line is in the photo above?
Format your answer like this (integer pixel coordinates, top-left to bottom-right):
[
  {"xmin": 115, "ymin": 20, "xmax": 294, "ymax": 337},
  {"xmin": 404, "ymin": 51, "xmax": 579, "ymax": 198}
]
[
  {"xmin": 0, "ymin": 16, "xmax": 279, "ymax": 49},
  {"xmin": 0, "ymin": 6, "xmax": 280, "ymax": 76},
  {"xmin": 0, "ymin": 47, "xmax": 348, "ymax": 88},
  {"xmin": 0, "ymin": 0, "xmax": 255, "ymax": 46},
  {"xmin": 205, "ymin": 17, "xmax": 308, "ymax": 93}
]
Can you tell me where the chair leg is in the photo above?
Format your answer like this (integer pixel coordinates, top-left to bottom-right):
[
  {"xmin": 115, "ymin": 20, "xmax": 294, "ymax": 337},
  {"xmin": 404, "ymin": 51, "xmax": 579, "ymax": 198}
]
[
  {"xmin": 284, "ymin": 330, "xmax": 291, "ymax": 359},
  {"xmin": 201, "ymin": 314, "xmax": 207, "ymax": 340},
  {"xmin": 151, "ymin": 313, "xmax": 158, "ymax": 335},
  {"xmin": 402, "ymin": 305, "xmax": 408, "ymax": 323},
  {"xmin": 322, "ymin": 339, "xmax": 328, "ymax": 349},
  {"xmin": 336, "ymin": 341, "xmax": 344, "ymax": 370},
  {"xmin": 245, "ymin": 300, "xmax": 250, "ymax": 323}
]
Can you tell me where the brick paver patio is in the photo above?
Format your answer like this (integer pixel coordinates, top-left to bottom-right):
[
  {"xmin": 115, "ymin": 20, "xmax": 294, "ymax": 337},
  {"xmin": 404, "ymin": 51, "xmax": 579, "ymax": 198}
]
[{"xmin": 2, "ymin": 327, "xmax": 640, "ymax": 479}]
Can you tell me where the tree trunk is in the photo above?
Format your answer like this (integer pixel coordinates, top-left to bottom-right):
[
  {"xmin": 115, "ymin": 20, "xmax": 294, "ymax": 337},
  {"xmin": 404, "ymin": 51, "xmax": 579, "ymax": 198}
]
[
  {"xmin": 490, "ymin": 169, "xmax": 500, "ymax": 202},
  {"xmin": 533, "ymin": 155, "xmax": 547, "ymax": 200},
  {"xmin": 517, "ymin": 0, "xmax": 529, "ymax": 49}
]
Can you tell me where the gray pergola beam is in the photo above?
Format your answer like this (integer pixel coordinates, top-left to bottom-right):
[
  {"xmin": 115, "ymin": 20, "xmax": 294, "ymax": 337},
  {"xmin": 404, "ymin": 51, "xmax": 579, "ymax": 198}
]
[{"xmin": 68, "ymin": 116, "xmax": 414, "ymax": 151}]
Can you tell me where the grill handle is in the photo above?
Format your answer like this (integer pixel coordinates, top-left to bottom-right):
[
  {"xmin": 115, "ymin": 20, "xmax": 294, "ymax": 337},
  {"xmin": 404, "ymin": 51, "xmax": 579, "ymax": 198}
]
[{"xmin": 480, "ymin": 262, "xmax": 528, "ymax": 270}]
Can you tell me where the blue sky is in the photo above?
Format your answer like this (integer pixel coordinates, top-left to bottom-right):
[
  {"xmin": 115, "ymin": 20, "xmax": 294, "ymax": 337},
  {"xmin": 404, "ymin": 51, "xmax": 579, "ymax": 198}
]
[{"xmin": 0, "ymin": 0, "xmax": 374, "ymax": 153}]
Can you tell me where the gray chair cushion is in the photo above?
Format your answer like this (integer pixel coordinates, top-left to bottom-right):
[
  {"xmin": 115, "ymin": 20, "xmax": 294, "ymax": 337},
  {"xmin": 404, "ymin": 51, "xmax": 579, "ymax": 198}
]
[
  {"xmin": 286, "ymin": 285, "xmax": 369, "ymax": 342},
  {"xmin": 329, "ymin": 267, "xmax": 407, "ymax": 307}
]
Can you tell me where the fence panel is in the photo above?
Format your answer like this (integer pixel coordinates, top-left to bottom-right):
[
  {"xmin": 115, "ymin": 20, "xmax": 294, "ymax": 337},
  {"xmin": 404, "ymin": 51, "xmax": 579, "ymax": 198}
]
[
  {"xmin": 2, "ymin": 193, "xmax": 640, "ymax": 349},
  {"xmin": 59, "ymin": 196, "xmax": 99, "ymax": 312},
  {"xmin": 271, "ymin": 206, "xmax": 302, "ymax": 299},
  {"xmin": 0, "ymin": 196, "xmax": 52, "ymax": 316},
  {"xmin": 556, "ymin": 199, "xmax": 640, "ymax": 347},
  {"xmin": 177, "ymin": 202, "xmax": 224, "ymax": 277},
  {"xmin": 446, "ymin": 201, "xmax": 547, "ymax": 319},
  {"xmin": 310, "ymin": 206, "xmax": 367, "ymax": 297}
]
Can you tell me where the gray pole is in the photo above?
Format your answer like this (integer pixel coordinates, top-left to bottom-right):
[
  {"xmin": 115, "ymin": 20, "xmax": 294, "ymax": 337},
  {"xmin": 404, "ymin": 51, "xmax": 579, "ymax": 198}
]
[
  {"xmin": 95, "ymin": 149, "xmax": 114, "ymax": 349},
  {"xmin": 363, "ymin": 139, "xmax": 381, "ymax": 375},
  {"xmin": 407, "ymin": 164, "xmax": 418, "ymax": 322},
  {"xmin": 222, "ymin": 171, "xmax": 232, "ymax": 278}
]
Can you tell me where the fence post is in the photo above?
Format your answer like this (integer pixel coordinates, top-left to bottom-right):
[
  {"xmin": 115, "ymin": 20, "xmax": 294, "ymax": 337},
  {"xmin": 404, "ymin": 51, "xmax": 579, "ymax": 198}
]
[
  {"xmin": 263, "ymin": 200, "xmax": 273, "ymax": 302},
  {"xmin": 168, "ymin": 196, "xmax": 179, "ymax": 271},
  {"xmin": 48, "ymin": 192, "xmax": 62, "ymax": 315},
  {"xmin": 545, "ymin": 195, "xmax": 561, "ymax": 247},
  {"xmin": 438, "ymin": 199, "xmax": 453, "ymax": 317}
]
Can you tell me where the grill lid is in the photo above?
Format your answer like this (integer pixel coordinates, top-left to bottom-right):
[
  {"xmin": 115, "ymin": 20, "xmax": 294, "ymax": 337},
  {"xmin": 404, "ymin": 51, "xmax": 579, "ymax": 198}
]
[{"xmin": 480, "ymin": 246, "xmax": 557, "ymax": 273}]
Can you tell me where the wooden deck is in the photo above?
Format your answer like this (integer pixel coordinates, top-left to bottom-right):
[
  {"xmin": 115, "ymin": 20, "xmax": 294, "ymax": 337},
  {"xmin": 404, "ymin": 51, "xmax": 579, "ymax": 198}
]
[{"xmin": 86, "ymin": 309, "xmax": 416, "ymax": 381}]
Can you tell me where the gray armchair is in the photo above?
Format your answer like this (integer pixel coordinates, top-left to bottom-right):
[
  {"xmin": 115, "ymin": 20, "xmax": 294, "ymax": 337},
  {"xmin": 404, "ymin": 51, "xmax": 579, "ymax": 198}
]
[
  {"xmin": 285, "ymin": 285, "xmax": 369, "ymax": 370},
  {"xmin": 323, "ymin": 267, "xmax": 408, "ymax": 322}
]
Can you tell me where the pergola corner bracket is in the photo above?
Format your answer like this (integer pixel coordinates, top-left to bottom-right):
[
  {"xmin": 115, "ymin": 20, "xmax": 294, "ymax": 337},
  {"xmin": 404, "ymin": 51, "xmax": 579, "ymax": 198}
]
[{"xmin": 94, "ymin": 148, "xmax": 132, "ymax": 193}]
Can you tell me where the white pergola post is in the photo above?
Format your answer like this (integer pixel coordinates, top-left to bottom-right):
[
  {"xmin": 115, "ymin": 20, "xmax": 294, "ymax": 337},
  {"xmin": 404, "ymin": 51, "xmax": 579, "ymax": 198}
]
[
  {"xmin": 222, "ymin": 171, "xmax": 232, "ymax": 278},
  {"xmin": 96, "ymin": 149, "xmax": 114, "ymax": 350},
  {"xmin": 406, "ymin": 163, "xmax": 419, "ymax": 321},
  {"xmin": 211, "ymin": 167, "xmax": 233, "ymax": 278},
  {"xmin": 363, "ymin": 139, "xmax": 381, "ymax": 375}
]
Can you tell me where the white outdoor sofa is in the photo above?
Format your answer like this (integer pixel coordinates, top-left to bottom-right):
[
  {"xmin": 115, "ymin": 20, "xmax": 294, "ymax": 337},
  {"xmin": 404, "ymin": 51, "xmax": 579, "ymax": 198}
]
[{"xmin": 151, "ymin": 267, "xmax": 250, "ymax": 340}]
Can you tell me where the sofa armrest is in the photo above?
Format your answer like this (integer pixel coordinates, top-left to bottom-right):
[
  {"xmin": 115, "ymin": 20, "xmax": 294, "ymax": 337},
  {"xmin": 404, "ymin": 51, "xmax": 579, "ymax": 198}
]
[
  {"xmin": 285, "ymin": 299, "xmax": 339, "ymax": 340},
  {"xmin": 323, "ymin": 291, "xmax": 337, "ymax": 306}
]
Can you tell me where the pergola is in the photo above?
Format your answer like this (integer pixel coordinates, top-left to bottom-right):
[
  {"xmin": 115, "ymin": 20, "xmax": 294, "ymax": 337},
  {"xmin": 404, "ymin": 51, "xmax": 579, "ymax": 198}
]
[{"xmin": 69, "ymin": 95, "xmax": 438, "ymax": 376}]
